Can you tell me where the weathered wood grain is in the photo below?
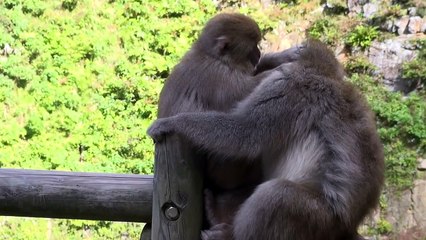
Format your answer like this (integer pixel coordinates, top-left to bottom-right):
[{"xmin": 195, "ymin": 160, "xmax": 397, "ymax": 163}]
[
  {"xmin": 151, "ymin": 135, "xmax": 204, "ymax": 240},
  {"xmin": 0, "ymin": 169, "xmax": 153, "ymax": 222}
]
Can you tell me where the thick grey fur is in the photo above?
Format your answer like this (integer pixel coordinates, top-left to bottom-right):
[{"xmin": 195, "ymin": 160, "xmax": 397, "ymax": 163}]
[
  {"xmin": 148, "ymin": 40, "xmax": 384, "ymax": 240},
  {"xmin": 156, "ymin": 12, "xmax": 302, "ymax": 231}
]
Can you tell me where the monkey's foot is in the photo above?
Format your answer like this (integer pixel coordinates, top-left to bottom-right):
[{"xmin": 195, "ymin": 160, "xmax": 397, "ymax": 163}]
[{"xmin": 201, "ymin": 223, "xmax": 233, "ymax": 240}]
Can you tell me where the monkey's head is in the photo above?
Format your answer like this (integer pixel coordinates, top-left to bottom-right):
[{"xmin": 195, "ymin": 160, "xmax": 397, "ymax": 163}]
[
  {"xmin": 298, "ymin": 39, "xmax": 346, "ymax": 81},
  {"xmin": 195, "ymin": 13, "xmax": 262, "ymax": 71}
]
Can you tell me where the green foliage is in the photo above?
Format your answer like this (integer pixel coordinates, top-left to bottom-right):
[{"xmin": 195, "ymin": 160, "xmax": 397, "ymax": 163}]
[
  {"xmin": 369, "ymin": 219, "xmax": 393, "ymax": 235},
  {"xmin": 386, "ymin": 4, "xmax": 405, "ymax": 18},
  {"xmin": 323, "ymin": 0, "xmax": 348, "ymax": 15},
  {"xmin": 344, "ymin": 55, "xmax": 377, "ymax": 75},
  {"xmin": 325, "ymin": 0, "xmax": 346, "ymax": 6},
  {"xmin": 345, "ymin": 25, "xmax": 379, "ymax": 50},
  {"xmin": 0, "ymin": 0, "xmax": 216, "ymax": 238},
  {"xmin": 0, "ymin": 0, "xmax": 216, "ymax": 171},
  {"xmin": 417, "ymin": 7, "xmax": 426, "ymax": 18},
  {"xmin": 379, "ymin": 194, "xmax": 388, "ymax": 210},
  {"xmin": 377, "ymin": 219, "xmax": 393, "ymax": 234},
  {"xmin": 62, "ymin": 0, "xmax": 78, "ymax": 11},
  {"xmin": 238, "ymin": 3, "xmax": 284, "ymax": 33},
  {"xmin": 402, "ymin": 39, "xmax": 426, "ymax": 86},
  {"xmin": 3, "ymin": 0, "xmax": 47, "ymax": 17},
  {"xmin": 307, "ymin": 18, "xmax": 341, "ymax": 45},
  {"xmin": 392, "ymin": 1, "xmax": 426, "ymax": 17},
  {"xmin": 349, "ymin": 74, "xmax": 425, "ymax": 189},
  {"xmin": 0, "ymin": 217, "xmax": 144, "ymax": 240}
]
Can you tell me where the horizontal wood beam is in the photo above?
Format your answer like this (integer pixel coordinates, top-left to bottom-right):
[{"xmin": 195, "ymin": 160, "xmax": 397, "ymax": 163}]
[{"xmin": 0, "ymin": 168, "xmax": 152, "ymax": 222}]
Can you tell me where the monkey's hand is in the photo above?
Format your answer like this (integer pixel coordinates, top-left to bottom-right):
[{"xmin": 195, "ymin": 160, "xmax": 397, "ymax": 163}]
[
  {"xmin": 275, "ymin": 44, "xmax": 306, "ymax": 63},
  {"xmin": 201, "ymin": 223, "xmax": 233, "ymax": 240},
  {"xmin": 147, "ymin": 117, "xmax": 175, "ymax": 143},
  {"xmin": 254, "ymin": 44, "xmax": 306, "ymax": 74}
]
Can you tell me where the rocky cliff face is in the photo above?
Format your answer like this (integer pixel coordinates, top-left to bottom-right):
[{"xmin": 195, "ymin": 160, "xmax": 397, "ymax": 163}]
[
  {"xmin": 367, "ymin": 36, "xmax": 418, "ymax": 93},
  {"xmin": 379, "ymin": 174, "xmax": 426, "ymax": 239},
  {"xmin": 345, "ymin": 2, "xmax": 426, "ymax": 238}
]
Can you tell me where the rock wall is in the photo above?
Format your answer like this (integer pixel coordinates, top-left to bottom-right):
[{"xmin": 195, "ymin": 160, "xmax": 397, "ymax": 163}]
[
  {"xmin": 350, "ymin": 2, "xmax": 425, "ymax": 238},
  {"xmin": 380, "ymin": 173, "xmax": 426, "ymax": 239},
  {"xmin": 367, "ymin": 36, "xmax": 418, "ymax": 93}
]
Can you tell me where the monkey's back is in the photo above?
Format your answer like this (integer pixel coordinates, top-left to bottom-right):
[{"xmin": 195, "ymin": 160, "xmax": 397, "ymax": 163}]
[
  {"xmin": 286, "ymin": 67, "xmax": 384, "ymax": 227},
  {"xmin": 158, "ymin": 50, "xmax": 258, "ymax": 118}
]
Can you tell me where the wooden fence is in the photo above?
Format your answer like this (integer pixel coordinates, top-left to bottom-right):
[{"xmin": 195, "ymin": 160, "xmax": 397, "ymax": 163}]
[{"xmin": 0, "ymin": 135, "xmax": 202, "ymax": 240}]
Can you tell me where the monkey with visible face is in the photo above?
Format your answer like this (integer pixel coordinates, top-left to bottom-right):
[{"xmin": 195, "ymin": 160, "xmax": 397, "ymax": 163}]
[
  {"xmin": 148, "ymin": 40, "xmax": 384, "ymax": 240},
  {"xmin": 156, "ymin": 13, "xmax": 302, "ymax": 229}
]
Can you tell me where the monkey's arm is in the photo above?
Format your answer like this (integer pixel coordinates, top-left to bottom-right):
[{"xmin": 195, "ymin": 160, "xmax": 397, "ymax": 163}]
[
  {"xmin": 147, "ymin": 111, "xmax": 266, "ymax": 160},
  {"xmin": 148, "ymin": 70, "xmax": 292, "ymax": 159},
  {"xmin": 147, "ymin": 78, "xmax": 290, "ymax": 160},
  {"xmin": 254, "ymin": 45, "xmax": 304, "ymax": 75}
]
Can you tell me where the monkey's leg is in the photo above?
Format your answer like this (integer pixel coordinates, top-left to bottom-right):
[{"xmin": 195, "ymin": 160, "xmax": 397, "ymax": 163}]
[
  {"xmin": 201, "ymin": 223, "xmax": 233, "ymax": 240},
  {"xmin": 204, "ymin": 186, "xmax": 257, "ymax": 227},
  {"xmin": 232, "ymin": 178, "xmax": 347, "ymax": 240}
]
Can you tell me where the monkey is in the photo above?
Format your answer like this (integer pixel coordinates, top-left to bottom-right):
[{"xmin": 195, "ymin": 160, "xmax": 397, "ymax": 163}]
[
  {"xmin": 148, "ymin": 40, "xmax": 385, "ymax": 240},
  {"xmin": 253, "ymin": 46, "xmax": 303, "ymax": 75},
  {"xmin": 156, "ymin": 12, "xmax": 303, "ymax": 228}
]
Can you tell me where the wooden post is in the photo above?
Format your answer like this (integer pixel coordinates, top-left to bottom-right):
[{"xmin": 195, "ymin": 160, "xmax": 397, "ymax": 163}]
[
  {"xmin": 151, "ymin": 135, "xmax": 204, "ymax": 240},
  {"xmin": 0, "ymin": 169, "xmax": 153, "ymax": 222},
  {"xmin": 140, "ymin": 223, "xmax": 152, "ymax": 240}
]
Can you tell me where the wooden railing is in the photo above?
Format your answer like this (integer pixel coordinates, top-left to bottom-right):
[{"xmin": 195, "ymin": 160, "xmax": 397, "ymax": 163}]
[{"xmin": 0, "ymin": 135, "xmax": 202, "ymax": 240}]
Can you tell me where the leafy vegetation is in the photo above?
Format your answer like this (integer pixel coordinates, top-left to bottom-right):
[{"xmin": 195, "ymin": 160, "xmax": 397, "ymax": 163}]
[
  {"xmin": 0, "ymin": 0, "xmax": 216, "ymax": 238},
  {"xmin": 374, "ymin": 219, "xmax": 393, "ymax": 235},
  {"xmin": 307, "ymin": 18, "xmax": 341, "ymax": 45},
  {"xmin": 348, "ymin": 73, "xmax": 424, "ymax": 190},
  {"xmin": 344, "ymin": 55, "xmax": 377, "ymax": 75},
  {"xmin": 402, "ymin": 39, "xmax": 426, "ymax": 87},
  {"xmin": 345, "ymin": 25, "xmax": 379, "ymax": 50}
]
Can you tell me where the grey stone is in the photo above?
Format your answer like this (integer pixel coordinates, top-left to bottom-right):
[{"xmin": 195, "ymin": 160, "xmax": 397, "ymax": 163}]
[
  {"xmin": 379, "ymin": 179, "xmax": 426, "ymax": 238},
  {"xmin": 396, "ymin": 16, "xmax": 410, "ymax": 35},
  {"xmin": 347, "ymin": 0, "xmax": 367, "ymax": 15},
  {"xmin": 260, "ymin": 0, "xmax": 273, "ymax": 7},
  {"xmin": 418, "ymin": 159, "xmax": 426, "ymax": 171},
  {"xmin": 413, "ymin": 180, "xmax": 426, "ymax": 226},
  {"xmin": 363, "ymin": 3, "xmax": 379, "ymax": 18},
  {"xmin": 383, "ymin": 19, "xmax": 397, "ymax": 33},
  {"xmin": 385, "ymin": 189, "xmax": 416, "ymax": 231},
  {"xmin": 408, "ymin": 7, "xmax": 417, "ymax": 17},
  {"xmin": 408, "ymin": 16, "xmax": 424, "ymax": 34},
  {"xmin": 367, "ymin": 36, "xmax": 417, "ymax": 92}
]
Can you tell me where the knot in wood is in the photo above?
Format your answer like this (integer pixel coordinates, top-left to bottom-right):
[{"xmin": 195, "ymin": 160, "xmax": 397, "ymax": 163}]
[{"xmin": 164, "ymin": 205, "xmax": 180, "ymax": 221}]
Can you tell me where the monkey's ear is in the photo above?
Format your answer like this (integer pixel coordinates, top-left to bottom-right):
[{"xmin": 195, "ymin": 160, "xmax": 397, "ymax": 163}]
[{"xmin": 215, "ymin": 36, "xmax": 229, "ymax": 54}]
